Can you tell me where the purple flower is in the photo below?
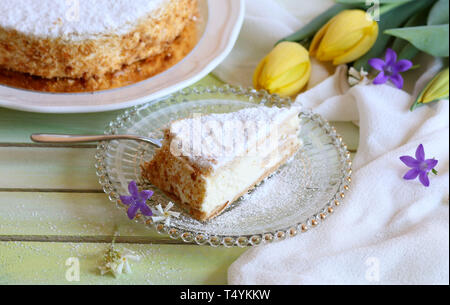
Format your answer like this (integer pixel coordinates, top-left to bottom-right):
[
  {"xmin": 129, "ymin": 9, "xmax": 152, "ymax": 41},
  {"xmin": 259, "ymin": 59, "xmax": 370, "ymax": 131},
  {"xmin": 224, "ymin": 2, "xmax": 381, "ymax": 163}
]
[
  {"xmin": 400, "ymin": 144, "xmax": 438, "ymax": 187},
  {"xmin": 368, "ymin": 48, "xmax": 413, "ymax": 89},
  {"xmin": 120, "ymin": 181, "xmax": 154, "ymax": 219}
]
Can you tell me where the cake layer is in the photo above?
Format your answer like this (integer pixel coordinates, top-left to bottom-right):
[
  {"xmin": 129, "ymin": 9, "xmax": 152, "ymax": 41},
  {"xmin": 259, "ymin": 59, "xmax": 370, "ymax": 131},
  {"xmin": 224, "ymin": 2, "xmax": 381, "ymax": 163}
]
[
  {"xmin": 0, "ymin": 19, "xmax": 198, "ymax": 93},
  {"xmin": 143, "ymin": 106, "xmax": 302, "ymax": 221},
  {"xmin": 0, "ymin": 0, "xmax": 198, "ymax": 79}
]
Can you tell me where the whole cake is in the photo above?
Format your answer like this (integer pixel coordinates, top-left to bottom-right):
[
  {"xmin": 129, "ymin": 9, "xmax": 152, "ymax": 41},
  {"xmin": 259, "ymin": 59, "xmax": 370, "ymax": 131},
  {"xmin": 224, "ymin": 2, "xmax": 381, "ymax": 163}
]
[
  {"xmin": 0, "ymin": 0, "xmax": 198, "ymax": 91},
  {"xmin": 143, "ymin": 105, "xmax": 302, "ymax": 221}
]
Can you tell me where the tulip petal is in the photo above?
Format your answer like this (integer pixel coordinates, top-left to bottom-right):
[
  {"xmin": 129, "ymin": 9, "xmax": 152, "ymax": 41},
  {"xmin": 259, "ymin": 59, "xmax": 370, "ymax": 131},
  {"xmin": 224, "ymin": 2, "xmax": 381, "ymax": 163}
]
[
  {"xmin": 266, "ymin": 62, "xmax": 308, "ymax": 94},
  {"xmin": 420, "ymin": 68, "xmax": 450, "ymax": 103},
  {"xmin": 275, "ymin": 63, "xmax": 311, "ymax": 96},
  {"xmin": 317, "ymin": 10, "xmax": 377, "ymax": 62},
  {"xmin": 403, "ymin": 168, "xmax": 420, "ymax": 180},
  {"xmin": 415, "ymin": 144, "xmax": 425, "ymax": 161},
  {"xmin": 373, "ymin": 72, "xmax": 389, "ymax": 85},
  {"xmin": 253, "ymin": 57, "xmax": 267, "ymax": 89},
  {"xmin": 310, "ymin": 17, "xmax": 333, "ymax": 57},
  {"xmin": 319, "ymin": 31, "xmax": 365, "ymax": 61},
  {"xmin": 390, "ymin": 74, "xmax": 404, "ymax": 89},
  {"xmin": 368, "ymin": 58, "xmax": 385, "ymax": 71},
  {"xmin": 333, "ymin": 23, "xmax": 379, "ymax": 65},
  {"xmin": 262, "ymin": 42, "xmax": 310, "ymax": 83},
  {"xmin": 419, "ymin": 171, "xmax": 430, "ymax": 187}
]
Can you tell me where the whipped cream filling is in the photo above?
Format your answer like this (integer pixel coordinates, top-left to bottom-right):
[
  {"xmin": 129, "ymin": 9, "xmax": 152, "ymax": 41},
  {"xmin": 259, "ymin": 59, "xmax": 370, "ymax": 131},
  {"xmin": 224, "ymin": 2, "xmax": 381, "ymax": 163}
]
[{"xmin": 0, "ymin": 0, "xmax": 168, "ymax": 40}]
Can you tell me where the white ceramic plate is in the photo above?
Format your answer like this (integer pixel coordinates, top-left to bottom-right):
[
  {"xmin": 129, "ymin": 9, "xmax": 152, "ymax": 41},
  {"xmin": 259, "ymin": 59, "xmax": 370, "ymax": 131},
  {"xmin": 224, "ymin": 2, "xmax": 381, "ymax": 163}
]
[{"xmin": 0, "ymin": 0, "xmax": 244, "ymax": 113}]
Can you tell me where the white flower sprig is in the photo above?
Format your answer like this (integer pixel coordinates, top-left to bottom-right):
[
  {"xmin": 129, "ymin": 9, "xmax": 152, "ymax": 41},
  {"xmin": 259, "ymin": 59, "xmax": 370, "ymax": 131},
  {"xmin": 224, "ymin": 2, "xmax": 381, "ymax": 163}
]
[
  {"xmin": 348, "ymin": 66, "xmax": 369, "ymax": 86},
  {"xmin": 98, "ymin": 247, "xmax": 140, "ymax": 278},
  {"xmin": 152, "ymin": 202, "xmax": 181, "ymax": 227}
]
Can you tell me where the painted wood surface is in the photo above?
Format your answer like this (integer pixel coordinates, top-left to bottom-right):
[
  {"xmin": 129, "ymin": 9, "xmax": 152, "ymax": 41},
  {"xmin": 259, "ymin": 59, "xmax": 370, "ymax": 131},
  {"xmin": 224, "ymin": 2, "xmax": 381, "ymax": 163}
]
[
  {"xmin": 0, "ymin": 242, "xmax": 246, "ymax": 285},
  {"xmin": 0, "ymin": 75, "xmax": 360, "ymax": 284}
]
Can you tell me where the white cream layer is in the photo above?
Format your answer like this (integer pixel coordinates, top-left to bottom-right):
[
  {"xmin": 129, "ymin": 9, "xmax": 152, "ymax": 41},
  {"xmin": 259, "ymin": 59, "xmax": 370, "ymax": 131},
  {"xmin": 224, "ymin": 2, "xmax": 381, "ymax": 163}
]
[
  {"xmin": 0, "ymin": 0, "xmax": 168, "ymax": 40},
  {"xmin": 169, "ymin": 105, "xmax": 302, "ymax": 174},
  {"xmin": 200, "ymin": 136, "xmax": 299, "ymax": 216}
]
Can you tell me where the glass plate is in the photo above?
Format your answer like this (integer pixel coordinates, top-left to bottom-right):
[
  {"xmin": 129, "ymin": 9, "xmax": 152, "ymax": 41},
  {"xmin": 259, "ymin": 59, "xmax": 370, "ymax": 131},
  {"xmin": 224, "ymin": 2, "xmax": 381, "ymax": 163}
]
[{"xmin": 95, "ymin": 85, "xmax": 352, "ymax": 247}]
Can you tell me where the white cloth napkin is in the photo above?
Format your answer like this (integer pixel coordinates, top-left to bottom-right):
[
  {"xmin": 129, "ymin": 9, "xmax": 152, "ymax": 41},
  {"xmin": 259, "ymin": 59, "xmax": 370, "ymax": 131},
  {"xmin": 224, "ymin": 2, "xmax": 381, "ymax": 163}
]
[{"xmin": 218, "ymin": 0, "xmax": 450, "ymax": 285}]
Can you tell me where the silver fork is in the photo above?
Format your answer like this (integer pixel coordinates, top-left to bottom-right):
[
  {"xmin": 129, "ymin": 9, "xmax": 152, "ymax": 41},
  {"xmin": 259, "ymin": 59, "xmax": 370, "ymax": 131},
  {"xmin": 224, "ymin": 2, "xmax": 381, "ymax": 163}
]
[{"xmin": 30, "ymin": 133, "xmax": 163, "ymax": 148}]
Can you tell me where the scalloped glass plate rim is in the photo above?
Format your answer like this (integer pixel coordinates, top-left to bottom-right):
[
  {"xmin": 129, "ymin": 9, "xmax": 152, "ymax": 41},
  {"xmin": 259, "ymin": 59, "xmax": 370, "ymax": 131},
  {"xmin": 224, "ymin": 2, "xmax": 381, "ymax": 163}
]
[{"xmin": 95, "ymin": 85, "xmax": 353, "ymax": 247}]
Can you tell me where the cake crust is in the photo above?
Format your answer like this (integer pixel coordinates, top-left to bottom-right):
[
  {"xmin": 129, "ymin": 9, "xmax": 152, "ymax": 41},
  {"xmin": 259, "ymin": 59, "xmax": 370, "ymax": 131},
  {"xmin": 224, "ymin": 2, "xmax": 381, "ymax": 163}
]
[
  {"xmin": 0, "ymin": 0, "xmax": 198, "ymax": 80},
  {"xmin": 0, "ymin": 19, "xmax": 198, "ymax": 93}
]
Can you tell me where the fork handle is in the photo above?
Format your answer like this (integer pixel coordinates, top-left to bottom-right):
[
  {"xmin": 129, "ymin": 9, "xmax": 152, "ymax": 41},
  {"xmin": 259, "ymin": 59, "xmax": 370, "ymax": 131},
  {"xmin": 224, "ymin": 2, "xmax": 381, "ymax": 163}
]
[{"xmin": 30, "ymin": 133, "xmax": 162, "ymax": 148}]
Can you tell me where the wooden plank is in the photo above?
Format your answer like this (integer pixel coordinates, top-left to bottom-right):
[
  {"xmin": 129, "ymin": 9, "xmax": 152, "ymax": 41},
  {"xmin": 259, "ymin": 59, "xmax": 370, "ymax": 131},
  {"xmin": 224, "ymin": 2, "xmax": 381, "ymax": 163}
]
[
  {"xmin": 0, "ymin": 147, "xmax": 100, "ymax": 190},
  {"xmin": 0, "ymin": 241, "xmax": 246, "ymax": 284},
  {"xmin": 0, "ymin": 192, "xmax": 167, "ymax": 239}
]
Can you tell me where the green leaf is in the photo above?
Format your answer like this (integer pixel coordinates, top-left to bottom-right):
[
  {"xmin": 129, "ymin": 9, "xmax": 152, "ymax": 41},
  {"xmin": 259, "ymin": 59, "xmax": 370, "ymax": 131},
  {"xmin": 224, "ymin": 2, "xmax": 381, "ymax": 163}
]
[
  {"xmin": 428, "ymin": 0, "xmax": 449, "ymax": 25},
  {"xmin": 277, "ymin": 3, "xmax": 363, "ymax": 45},
  {"xmin": 385, "ymin": 25, "xmax": 449, "ymax": 57},
  {"xmin": 392, "ymin": 9, "xmax": 430, "ymax": 54},
  {"xmin": 354, "ymin": 0, "xmax": 436, "ymax": 70}
]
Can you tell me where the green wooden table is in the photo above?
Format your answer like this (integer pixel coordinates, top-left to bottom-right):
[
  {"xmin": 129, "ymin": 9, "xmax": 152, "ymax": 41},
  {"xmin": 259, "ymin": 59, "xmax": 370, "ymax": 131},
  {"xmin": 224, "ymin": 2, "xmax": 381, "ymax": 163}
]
[{"xmin": 0, "ymin": 75, "xmax": 359, "ymax": 284}]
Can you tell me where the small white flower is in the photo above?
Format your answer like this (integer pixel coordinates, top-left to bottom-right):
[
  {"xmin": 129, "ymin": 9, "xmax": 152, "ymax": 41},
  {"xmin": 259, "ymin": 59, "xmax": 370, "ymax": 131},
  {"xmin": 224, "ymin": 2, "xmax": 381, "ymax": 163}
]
[
  {"xmin": 348, "ymin": 67, "xmax": 369, "ymax": 86},
  {"xmin": 99, "ymin": 247, "xmax": 140, "ymax": 278},
  {"xmin": 152, "ymin": 202, "xmax": 181, "ymax": 227}
]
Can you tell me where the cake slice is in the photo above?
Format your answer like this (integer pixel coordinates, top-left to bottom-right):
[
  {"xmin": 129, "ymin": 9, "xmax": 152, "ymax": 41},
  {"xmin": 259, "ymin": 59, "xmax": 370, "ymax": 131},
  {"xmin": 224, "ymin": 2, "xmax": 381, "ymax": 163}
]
[
  {"xmin": 0, "ymin": 0, "xmax": 197, "ymax": 81},
  {"xmin": 142, "ymin": 105, "xmax": 302, "ymax": 221}
]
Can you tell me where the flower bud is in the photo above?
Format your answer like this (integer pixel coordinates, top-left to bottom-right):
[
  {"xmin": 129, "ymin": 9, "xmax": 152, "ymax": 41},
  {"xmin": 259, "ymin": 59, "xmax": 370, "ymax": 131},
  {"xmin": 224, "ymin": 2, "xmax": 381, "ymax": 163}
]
[
  {"xmin": 253, "ymin": 41, "xmax": 311, "ymax": 97},
  {"xmin": 417, "ymin": 68, "xmax": 449, "ymax": 105},
  {"xmin": 310, "ymin": 10, "xmax": 379, "ymax": 65}
]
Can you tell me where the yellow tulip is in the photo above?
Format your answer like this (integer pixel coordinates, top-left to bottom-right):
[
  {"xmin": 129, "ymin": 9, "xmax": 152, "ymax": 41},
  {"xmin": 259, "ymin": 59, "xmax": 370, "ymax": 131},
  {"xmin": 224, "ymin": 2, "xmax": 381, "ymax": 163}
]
[
  {"xmin": 253, "ymin": 41, "xmax": 311, "ymax": 97},
  {"xmin": 417, "ymin": 68, "xmax": 449, "ymax": 104},
  {"xmin": 310, "ymin": 10, "xmax": 379, "ymax": 65}
]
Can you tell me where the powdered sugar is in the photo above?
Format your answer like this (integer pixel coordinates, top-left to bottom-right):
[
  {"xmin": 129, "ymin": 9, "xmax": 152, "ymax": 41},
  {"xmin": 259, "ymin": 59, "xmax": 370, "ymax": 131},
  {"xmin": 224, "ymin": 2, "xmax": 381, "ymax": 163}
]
[
  {"xmin": 168, "ymin": 105, "xmax": 302, "ymax": 172},
  {"xmin": 0, "ymin": 0, "xmax": 168, "ymax": 40}
]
